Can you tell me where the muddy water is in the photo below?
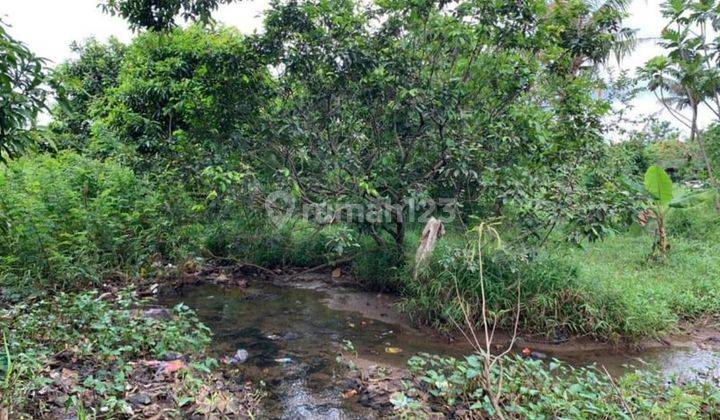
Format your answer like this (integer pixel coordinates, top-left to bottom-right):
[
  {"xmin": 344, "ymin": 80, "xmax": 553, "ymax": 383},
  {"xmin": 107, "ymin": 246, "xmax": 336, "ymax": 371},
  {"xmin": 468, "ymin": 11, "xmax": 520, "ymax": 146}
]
[
  {"xmin": 159, "ymin": 280, "xmax": 470, "ymax": 418},
  {"xmin": 160, "ymin": 279, "xmax": 720, "ymax": 418},
  {"xmin": 555, "ymin": 346, "xmax": 720, "ymax": 379}
]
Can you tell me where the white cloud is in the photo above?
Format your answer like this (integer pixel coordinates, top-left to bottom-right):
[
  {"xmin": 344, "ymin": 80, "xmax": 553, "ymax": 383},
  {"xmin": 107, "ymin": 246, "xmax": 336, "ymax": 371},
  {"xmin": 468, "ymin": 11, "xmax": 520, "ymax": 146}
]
[
  {"xmin": 1, "ymin": 0, "xmax": 270, "ymax": 65},
  {"xmin": 215, "ymin": 0, "xmax": 270, "ymax": 34},
  {"xmin": 2, "ymin": 0, "xmax": 133, "ymax": 66}
]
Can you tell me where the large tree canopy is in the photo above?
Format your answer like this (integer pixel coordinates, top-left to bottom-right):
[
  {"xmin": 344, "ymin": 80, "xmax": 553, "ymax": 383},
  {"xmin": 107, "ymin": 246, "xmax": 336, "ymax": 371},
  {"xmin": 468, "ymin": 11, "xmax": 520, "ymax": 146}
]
[
  {"xmin": 0, "ymin": 21, "xmax": 48, "ymax": 163},
  {"xmin": 50, "ymin": 0, "xmax": 637, "ymax": 248},
  {"xmin": 50, "ymin": 38, "xmax": 127, "ymax": 151},
  {"xmin": 99, "ymin": 0, "xmax": 241, "ymax": 31},
  {"xmin": 248, "ymin": 0, "xmax": 633, "ymax": 247}
]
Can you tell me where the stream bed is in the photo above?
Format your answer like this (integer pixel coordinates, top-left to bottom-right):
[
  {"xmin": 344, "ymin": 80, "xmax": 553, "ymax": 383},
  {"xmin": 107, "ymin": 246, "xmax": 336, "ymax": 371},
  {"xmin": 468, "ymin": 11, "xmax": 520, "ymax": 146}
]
[{"xmin": 159, "ymin": 278, "xmax": 720, "ymax": 418}]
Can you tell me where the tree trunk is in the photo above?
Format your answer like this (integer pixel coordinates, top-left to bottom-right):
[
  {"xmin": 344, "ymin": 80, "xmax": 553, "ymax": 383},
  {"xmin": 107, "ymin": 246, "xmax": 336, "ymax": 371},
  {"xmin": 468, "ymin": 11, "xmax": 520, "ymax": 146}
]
[
  {"xmin": 656, "ymin": 212, "xmax": 670, "ymax": 255},
  {"xmin": 690, "ymin": 104, "xmax": 720, "ymax": 212}
]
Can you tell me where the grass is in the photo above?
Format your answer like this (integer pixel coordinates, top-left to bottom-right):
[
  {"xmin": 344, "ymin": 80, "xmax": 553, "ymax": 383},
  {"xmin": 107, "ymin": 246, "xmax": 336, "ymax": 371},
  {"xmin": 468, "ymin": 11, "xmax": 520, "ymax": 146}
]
[
  {"xmin": 564, "ymin": 229, "xmax": 720, "ymax": 340},
  {"xmin": 395, "ymin": 195, "xmax": 720, "ymax": 342}
]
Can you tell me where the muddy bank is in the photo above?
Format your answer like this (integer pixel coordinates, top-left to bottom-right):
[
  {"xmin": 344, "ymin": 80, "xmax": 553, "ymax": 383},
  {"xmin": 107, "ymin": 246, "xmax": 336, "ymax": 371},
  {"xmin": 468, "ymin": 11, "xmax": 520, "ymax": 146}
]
[
  {"xmin": 273, "ymin": 271, "xmax": 720, "ymax": 356},
  {"xmin": 162, "ymin": 267, "xmax": 720, "ymax": 362},
  {"xmin": 158, "ymin": 271, "xmax": 720, "ymax": 417}
]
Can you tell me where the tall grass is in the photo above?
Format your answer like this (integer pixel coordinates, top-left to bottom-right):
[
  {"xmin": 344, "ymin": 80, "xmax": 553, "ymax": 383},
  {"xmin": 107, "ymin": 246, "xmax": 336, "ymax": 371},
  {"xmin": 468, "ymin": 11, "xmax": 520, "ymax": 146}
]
[
  {"xmin": 397, "ymin": 194, "xmax": 720, "ymax": 341},
  {"xmin": 0, "ymin": 152, "xmax": 183, "ymax": 293}
]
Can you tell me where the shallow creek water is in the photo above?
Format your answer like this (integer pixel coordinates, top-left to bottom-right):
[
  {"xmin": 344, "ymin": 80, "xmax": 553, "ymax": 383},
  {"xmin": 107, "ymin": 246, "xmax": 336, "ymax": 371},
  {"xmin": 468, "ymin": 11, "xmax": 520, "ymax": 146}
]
[{"xmin": 160, "ymin": 279, "xmax": 720, "ymax": 418}]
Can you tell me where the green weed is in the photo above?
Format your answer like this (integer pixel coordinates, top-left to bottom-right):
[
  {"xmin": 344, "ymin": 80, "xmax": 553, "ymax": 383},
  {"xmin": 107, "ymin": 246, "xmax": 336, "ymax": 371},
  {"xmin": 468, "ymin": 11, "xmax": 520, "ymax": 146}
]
[
  {"xmin": 0, "ymin": 289, "xmax": 211, "ymax": 417},
  {"xmin": 396, "ymin": 353, "xmax": 720, "ymax": 418}
]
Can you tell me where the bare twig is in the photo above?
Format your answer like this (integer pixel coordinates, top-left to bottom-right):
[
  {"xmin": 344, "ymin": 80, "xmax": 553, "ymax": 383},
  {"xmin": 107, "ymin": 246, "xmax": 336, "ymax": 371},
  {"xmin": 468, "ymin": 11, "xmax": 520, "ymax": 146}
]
[
  {"xmin": 202, "ymin": 249, "xmax": 276, "ymax": 276},
  {"xmin": 603, "ymin": 366, "xmax": 636, "ymax": 420},
  {"xmin": 285, "ymin": 254, "xmax": 359, "ymax": 280}
]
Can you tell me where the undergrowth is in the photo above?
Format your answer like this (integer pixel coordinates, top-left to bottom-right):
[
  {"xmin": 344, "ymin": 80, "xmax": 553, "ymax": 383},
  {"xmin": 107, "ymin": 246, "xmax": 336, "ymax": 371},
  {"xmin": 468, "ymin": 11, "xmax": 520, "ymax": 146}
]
[
  {"xmin": 397, "ymin": 195, "xmax": 720, "ymax": 341},
  {"xmin": 0, "ymin": 289, "xmax": 216, "ymax": 418},
  {"xmin": 392, "ymin": 353, "xmax": 720, "ymax": 418},
  {"xmin": 0, "ymin": 152, "xmax": 200, "ymax": 294}
]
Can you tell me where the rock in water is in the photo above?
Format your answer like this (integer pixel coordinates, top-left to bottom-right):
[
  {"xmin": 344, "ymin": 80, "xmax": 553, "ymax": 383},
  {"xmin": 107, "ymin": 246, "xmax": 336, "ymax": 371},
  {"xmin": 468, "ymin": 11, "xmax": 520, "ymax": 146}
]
[{"xmin": 232, "ymin": 349, "xmax": 249, "ymax": 364}]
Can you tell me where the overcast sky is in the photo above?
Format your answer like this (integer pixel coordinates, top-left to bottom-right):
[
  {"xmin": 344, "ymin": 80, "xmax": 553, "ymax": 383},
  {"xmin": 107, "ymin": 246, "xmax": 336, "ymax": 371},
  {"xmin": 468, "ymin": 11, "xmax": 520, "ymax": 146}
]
[{"xmin": 1, "ymin": 0, "xmax": 712, "ymax": 135}]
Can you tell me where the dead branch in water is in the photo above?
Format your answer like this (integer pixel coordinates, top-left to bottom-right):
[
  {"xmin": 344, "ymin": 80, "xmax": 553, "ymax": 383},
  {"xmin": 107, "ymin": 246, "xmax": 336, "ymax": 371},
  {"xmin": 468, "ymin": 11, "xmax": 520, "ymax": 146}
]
[{"xmin": 285, "ymin": 254, "xmax": 359, "ymax": 280}]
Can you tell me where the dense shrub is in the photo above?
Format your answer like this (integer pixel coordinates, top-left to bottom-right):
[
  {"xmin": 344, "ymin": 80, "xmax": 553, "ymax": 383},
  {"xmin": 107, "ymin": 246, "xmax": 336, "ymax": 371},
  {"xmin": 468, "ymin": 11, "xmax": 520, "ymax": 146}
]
[
  {"xmin": 351, "ymin": 237, "xmax": 404, "ymax": 292},
  {"xmin": 204, "ymin": 217, "xmax": 341, "ymax": 269},
  {"xmin": 400, "ymin": 234, "xmax": 579, "ymax": 337},
  {"xmin": 100, "ymin": 25, "xmax": 269, "ymax": 182},
  {"xmin": 0, "ymin": 152, "xmax": 194, "ymax": 293},
  {"xmin": 393, "ymin": 353, "xmax": 720, "ymax": 418},
  {"xmin": 666, "ymin": 190, "xmax": 720, "ymax": 239}
]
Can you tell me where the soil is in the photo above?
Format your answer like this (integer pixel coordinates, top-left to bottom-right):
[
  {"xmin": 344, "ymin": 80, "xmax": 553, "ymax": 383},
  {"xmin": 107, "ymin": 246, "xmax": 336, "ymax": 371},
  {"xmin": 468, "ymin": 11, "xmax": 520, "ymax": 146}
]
[{"xmin": 155, "ymin": 266, "xmax": 720, "ymax": 418}]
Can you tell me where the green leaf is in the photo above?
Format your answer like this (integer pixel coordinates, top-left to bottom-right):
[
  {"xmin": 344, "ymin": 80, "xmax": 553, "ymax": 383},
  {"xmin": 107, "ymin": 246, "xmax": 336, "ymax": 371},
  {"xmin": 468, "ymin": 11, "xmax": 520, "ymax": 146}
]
[{"xmin": 644, "ymin": 165, "xmax": 674, "ymax": 206}]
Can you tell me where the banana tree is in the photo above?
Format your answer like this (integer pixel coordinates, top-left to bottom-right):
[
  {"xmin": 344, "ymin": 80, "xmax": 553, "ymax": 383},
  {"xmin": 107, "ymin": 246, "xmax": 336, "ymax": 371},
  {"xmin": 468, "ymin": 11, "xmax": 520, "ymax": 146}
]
[{"xmin": 642, "ymin": 165, "xmax": 674, "ymax": 256}]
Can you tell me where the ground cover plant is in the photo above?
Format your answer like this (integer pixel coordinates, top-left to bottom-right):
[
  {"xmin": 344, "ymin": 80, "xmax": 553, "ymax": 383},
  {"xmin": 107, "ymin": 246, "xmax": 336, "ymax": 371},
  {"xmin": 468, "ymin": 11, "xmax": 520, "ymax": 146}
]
[
  {"xmin": 2, "ymin": 0, "xmax": 720, "ymax": 417},
  {"xmin": 388, "ymin": 353, "xmax": 720, "ymax": 418},
  {"xmin": 0, "ymin": 289, "xmax": 261, "ymax": 418}
]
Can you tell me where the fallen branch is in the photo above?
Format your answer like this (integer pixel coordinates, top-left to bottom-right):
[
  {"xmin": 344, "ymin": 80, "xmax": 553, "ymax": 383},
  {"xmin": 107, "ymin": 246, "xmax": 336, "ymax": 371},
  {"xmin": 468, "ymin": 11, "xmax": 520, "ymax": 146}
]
[
  {"xmin": 202, "ymin": 249, "xmax": 276, "ymax": 276},
  {"xmin": 286, "ymin": 254, "xmax": 359, "ymax": 280}
]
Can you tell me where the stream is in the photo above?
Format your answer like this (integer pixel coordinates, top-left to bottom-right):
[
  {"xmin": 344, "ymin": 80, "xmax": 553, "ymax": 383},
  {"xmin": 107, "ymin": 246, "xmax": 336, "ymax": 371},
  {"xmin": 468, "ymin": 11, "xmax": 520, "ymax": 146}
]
[{"xmin": 159, "ymin": 277, "xmax": 720, "ymax": 419}]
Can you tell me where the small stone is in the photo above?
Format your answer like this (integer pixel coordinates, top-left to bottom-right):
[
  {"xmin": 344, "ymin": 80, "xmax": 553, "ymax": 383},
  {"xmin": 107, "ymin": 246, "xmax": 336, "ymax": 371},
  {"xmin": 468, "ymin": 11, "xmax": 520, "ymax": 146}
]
[
  {"xmin": 232, "ymin": 349, "xmax": 249, "ymax": 364},
  {"xmin": 160, "ymin": 352, "xmax": 183, "ymax": 361},
  {"xmin": 283, "ymin": 331, "xmax": 301, "ymax": 341},
  {"xmin": 129, "ymin": 393, "xmax": 152, "ymax": 406},
  {"xmin": 53, "ymin": 395, "xmax": 69, "ymax": 406},
  {"xmin": 142, "ymin": 308, "xmax": 172, "ymax": 320}
]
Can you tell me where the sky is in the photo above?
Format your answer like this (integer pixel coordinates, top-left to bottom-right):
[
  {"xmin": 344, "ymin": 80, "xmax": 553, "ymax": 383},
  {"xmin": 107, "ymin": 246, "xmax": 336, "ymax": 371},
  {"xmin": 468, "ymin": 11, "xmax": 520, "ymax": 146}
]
[{"xmin": 1, "ymin": 0, "xmax": 712, "ymax": 135}]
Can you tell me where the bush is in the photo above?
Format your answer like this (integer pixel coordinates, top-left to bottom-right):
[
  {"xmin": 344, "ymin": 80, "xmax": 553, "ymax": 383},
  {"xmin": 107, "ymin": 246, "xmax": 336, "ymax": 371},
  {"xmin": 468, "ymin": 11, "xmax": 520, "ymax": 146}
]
[
  {"xmin": 399, "ymin": 233, "xmax": 579, "ymax": 337},
  {"xmin": 0, "ymin": 152, "xmax": 190, "ymax": 293},
  {"xmin": 394, "ymin": 353, "xmax": 720, "ymax": 418},
  {"xmin": 666, "ymin": 189, "xmax": 720, "ymax": 239},
  {"xmin": 351, "ymin": 237, "xmax": 404, "ymax": 292},
  {"xmin": 204, "ymin": 217, "xmax": 341, "ymax": 269}
]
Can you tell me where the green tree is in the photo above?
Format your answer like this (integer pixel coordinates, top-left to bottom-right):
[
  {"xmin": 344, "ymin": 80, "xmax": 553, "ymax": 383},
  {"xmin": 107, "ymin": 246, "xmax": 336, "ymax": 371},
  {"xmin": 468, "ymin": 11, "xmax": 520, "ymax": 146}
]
[
  {"xmin": 0, "ymin": 21, "xmax": 48, "ymax": 163},
  {"xmin": 50, "ymin": 38, "xmax": 127, "ymax": 151},
  {"xmin": 640, "ymin": 0, "xmax": 720, "ymax": 211},
  {"xmin": 96, "ymin": 26, "xmax": 270, "ymax": 185},
  {"xmin": 99, "ymin": 0, "xmax": 240, "ymax": 31},
  {"xmin": 255, "ymin": 0, "xmax": 634, "ymax": 250}
]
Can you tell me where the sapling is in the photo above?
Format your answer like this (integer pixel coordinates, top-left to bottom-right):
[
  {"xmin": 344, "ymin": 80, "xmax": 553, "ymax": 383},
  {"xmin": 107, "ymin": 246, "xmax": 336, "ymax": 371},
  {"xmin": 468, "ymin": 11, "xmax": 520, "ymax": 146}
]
[{"xmin": 642, "ymin": 165, "xmax": 674, "ymax": 257}]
